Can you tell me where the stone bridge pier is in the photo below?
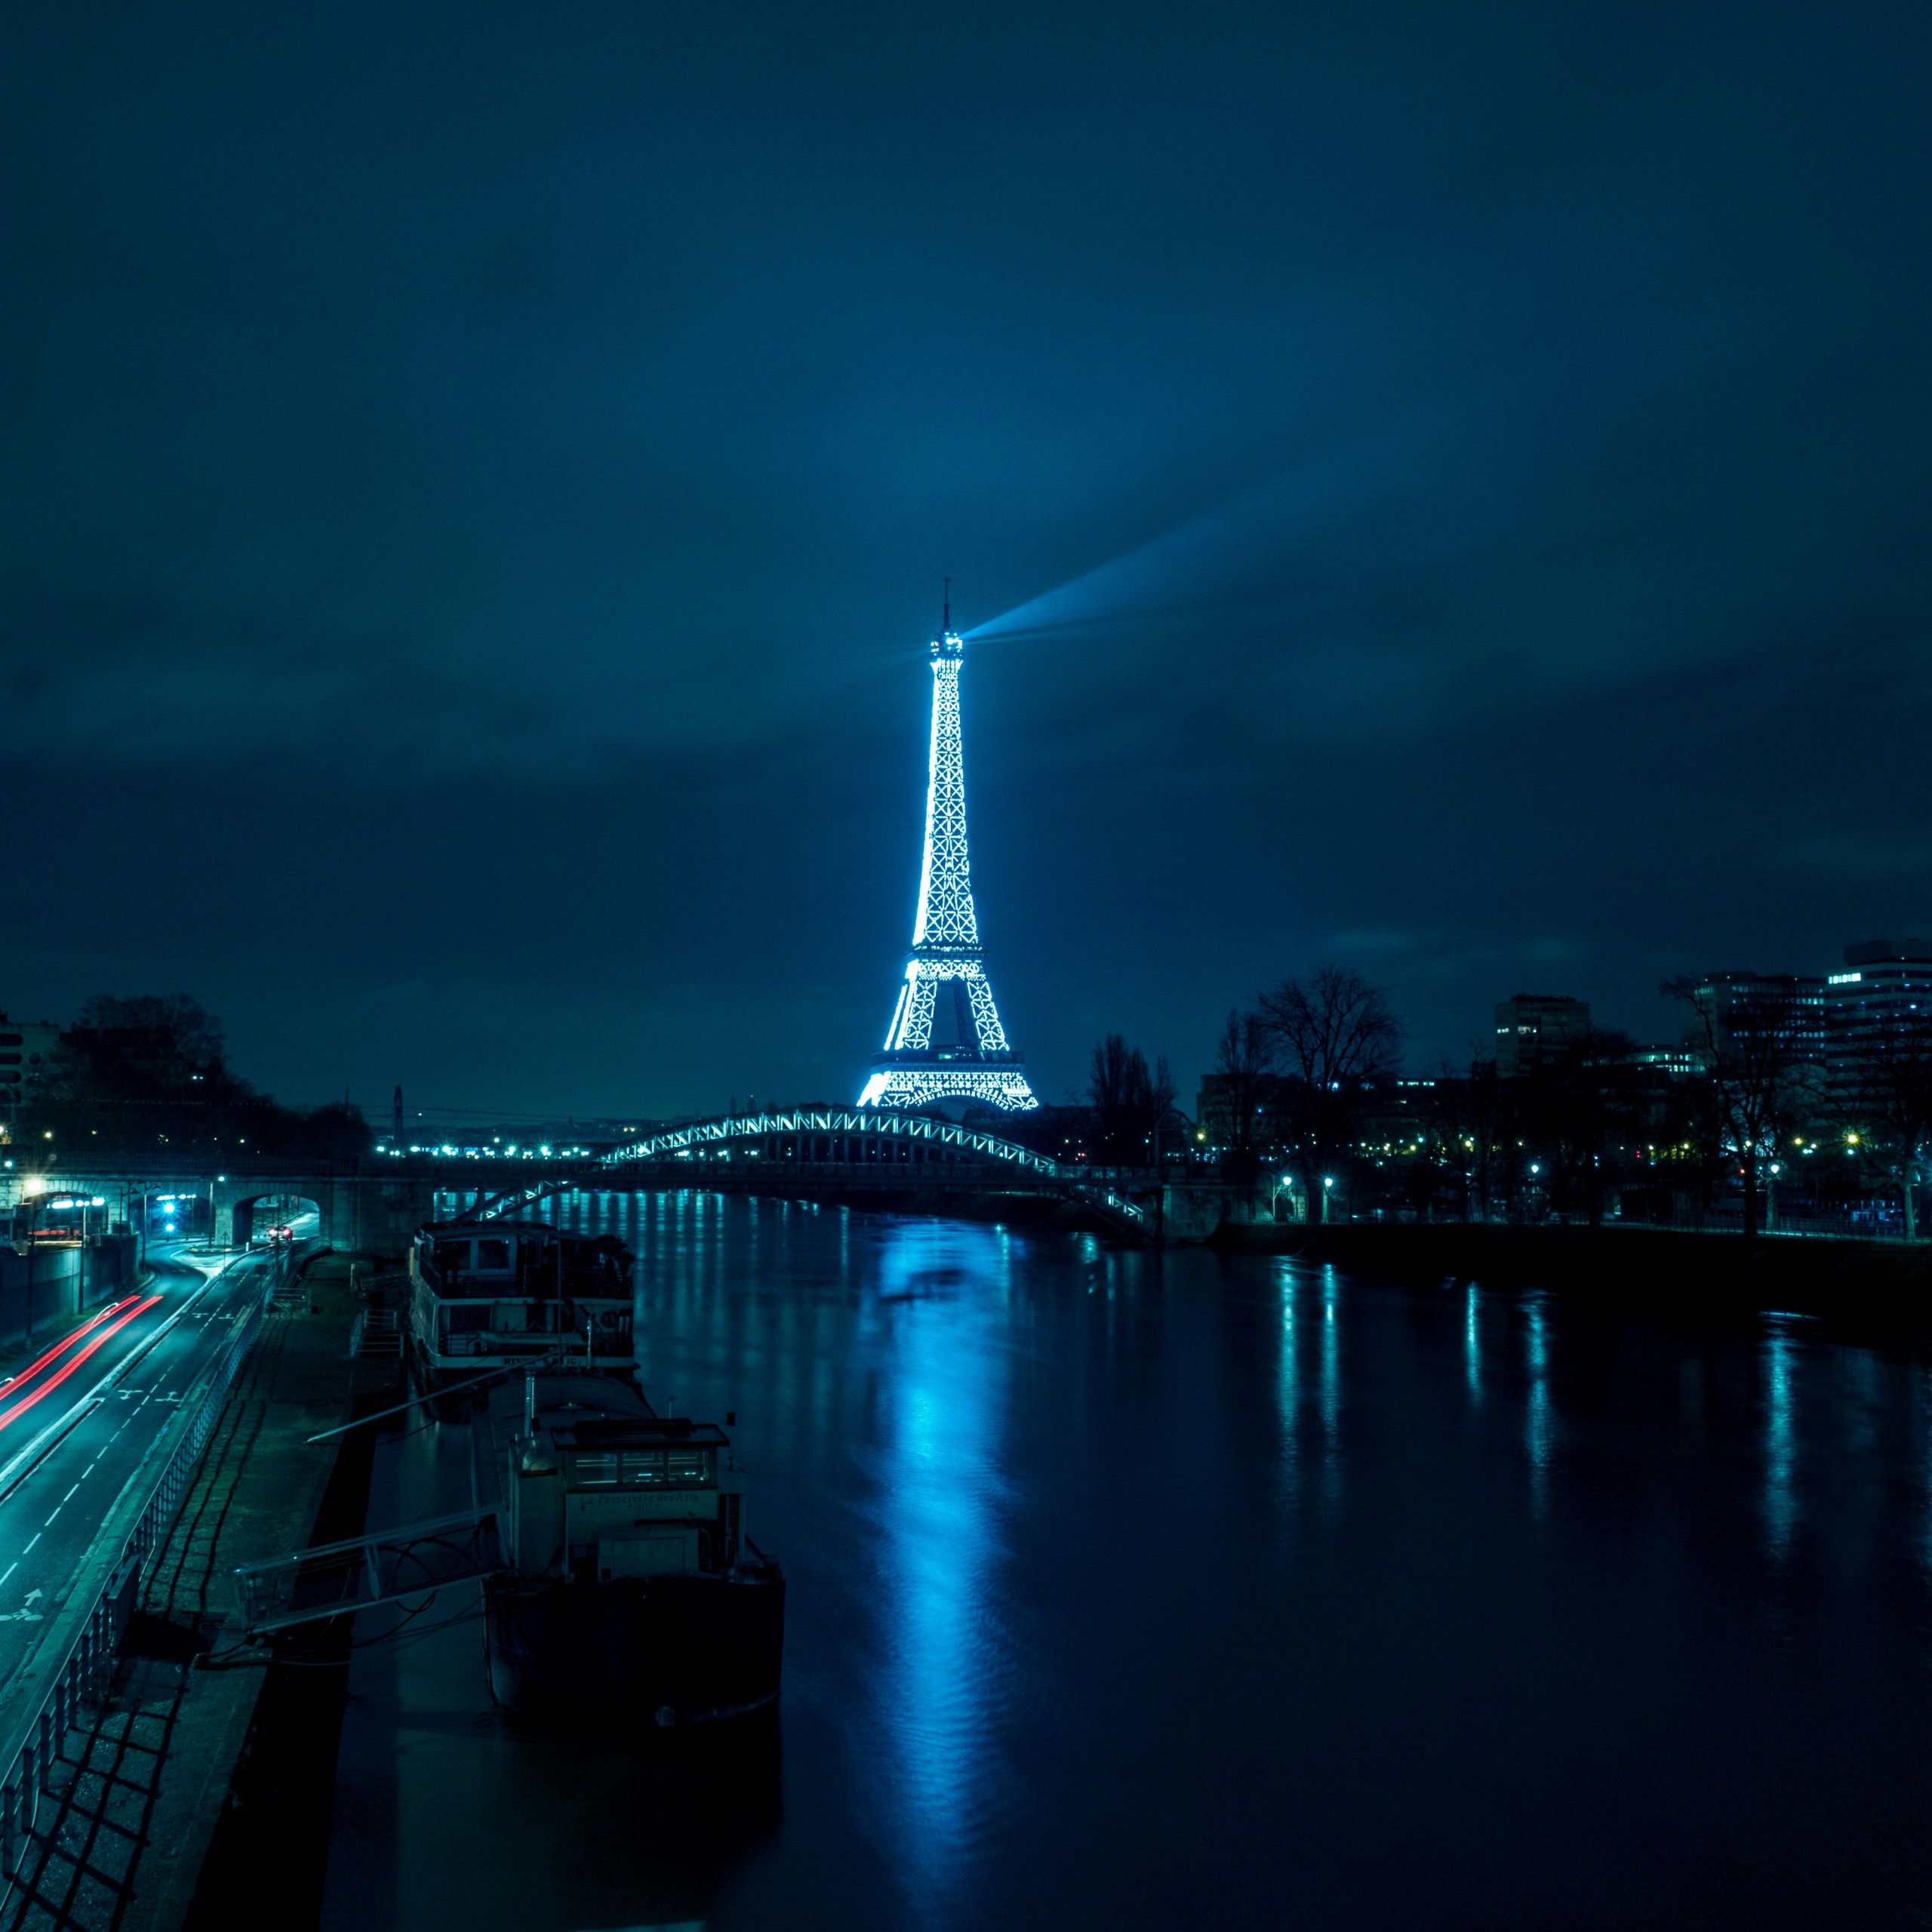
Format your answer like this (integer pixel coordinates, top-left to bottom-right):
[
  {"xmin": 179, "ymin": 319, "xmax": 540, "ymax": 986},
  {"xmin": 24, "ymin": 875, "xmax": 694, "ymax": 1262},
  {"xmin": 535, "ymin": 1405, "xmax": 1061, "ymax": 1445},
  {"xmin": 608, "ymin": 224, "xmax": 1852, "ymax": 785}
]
[{"xmin": 211, "ymin": 1172, "xmax": 440, "ymax": 1257}]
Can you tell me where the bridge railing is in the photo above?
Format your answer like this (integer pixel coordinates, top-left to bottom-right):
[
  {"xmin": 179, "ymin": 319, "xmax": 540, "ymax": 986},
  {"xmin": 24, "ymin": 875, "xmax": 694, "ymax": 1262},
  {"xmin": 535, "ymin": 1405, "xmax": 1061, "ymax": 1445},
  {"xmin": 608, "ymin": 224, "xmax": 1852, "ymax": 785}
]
[{"xmin": 0, "ymin": 1281, "xmax": 266, "ymax": 1883}]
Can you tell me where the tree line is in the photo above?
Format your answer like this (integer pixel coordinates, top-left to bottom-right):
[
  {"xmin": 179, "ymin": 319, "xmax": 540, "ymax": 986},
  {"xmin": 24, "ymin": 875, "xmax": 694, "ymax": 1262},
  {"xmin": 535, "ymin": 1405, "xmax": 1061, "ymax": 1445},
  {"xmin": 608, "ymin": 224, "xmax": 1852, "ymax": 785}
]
[
  {"xmin": 11, "ymin": 994, "xmax": 372, "ymax": 1160},
  {"xmin": 1072, "ymin": 967, "xmax": 1932, "ymax": 1239}
]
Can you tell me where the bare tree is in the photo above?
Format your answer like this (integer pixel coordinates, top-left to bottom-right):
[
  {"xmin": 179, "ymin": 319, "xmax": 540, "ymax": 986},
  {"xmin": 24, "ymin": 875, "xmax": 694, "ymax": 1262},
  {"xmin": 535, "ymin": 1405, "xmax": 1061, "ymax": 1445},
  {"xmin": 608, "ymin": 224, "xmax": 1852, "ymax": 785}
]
[
  {"xmin": 1146, "ymin": 1053, "xmax": 1179, "ymax": 1168},
  {"xmin": 1520, "ymin": 1026, "xmax": 1640, "ymax": 1227},
  {"xmin": 1257, "ymin": 964, "xmax": 1402, "ymax": 1222},
  {"xmin": 1429, "ymin": 1051, "xmax": 1511, "ymax": 1223},
  {"xmin": 1213, "ymin": 1008, "xmax": 1275, "ymax": 1186},
  {"xmin": 1666, "ymin": 977, "xmax": 1796, "ymax": 1240},
  {"xmin": 1851, "ymin": 1008, "xmax": 1932, "ymax": 1240},
  {"xmin": 1087, "ymin": 1034, "xmax": 1177, "ymax": 1166}
]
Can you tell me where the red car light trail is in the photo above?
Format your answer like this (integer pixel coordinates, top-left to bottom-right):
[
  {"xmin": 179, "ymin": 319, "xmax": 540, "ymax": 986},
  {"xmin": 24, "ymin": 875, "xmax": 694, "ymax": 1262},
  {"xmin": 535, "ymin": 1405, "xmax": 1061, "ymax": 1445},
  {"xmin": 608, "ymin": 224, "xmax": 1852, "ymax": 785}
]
[{"xmin": 0, "ymin": 1296, "xmax": 163, "ymax": 1432}]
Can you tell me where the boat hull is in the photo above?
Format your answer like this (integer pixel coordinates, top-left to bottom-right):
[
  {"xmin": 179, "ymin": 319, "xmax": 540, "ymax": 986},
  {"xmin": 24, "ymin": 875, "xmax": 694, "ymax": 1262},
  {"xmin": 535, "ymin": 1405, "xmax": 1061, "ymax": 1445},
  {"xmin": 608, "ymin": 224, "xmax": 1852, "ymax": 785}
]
[{"xmin": 484, "ymin": 1565, "xmax": 785, "ymax": 1727}]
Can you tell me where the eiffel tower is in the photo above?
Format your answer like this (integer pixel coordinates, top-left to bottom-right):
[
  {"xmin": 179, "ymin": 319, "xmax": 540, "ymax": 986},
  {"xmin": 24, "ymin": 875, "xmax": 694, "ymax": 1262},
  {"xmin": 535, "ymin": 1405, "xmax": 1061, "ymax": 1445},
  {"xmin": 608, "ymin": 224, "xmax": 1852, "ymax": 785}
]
[{"xmin": 857, "ymin": 592, "xmax": 1040, "ymax": 1113}]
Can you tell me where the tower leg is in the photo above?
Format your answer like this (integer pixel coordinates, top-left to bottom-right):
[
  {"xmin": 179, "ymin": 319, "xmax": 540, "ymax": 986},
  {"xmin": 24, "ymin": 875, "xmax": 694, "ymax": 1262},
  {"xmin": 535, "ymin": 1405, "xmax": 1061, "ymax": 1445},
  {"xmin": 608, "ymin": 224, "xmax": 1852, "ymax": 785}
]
[{"xmin": 890, "ymin": 971, "xmax": 940, "ymax": 1054}]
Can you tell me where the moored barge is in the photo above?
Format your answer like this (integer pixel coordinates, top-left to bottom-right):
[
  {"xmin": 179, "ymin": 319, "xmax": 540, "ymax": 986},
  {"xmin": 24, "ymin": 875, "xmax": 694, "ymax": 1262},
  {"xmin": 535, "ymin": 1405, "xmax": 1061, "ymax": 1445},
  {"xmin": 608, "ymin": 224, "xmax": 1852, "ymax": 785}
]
[
  {"xmin": 478, "ymin": 1371, "xmax": 785, "ymax": 1727},
  {"xmin": 407, "ymin": 1220, "xmax": 635, "ymax": 1403}
]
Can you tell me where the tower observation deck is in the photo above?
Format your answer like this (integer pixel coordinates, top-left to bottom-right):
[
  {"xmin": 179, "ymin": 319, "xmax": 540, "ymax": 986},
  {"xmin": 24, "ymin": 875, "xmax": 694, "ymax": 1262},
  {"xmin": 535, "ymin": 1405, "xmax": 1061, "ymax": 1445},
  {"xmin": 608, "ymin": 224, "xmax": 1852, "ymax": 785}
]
[{"xmin": 857, "ymin": 613, "xmax": 1039, "ymax": 1112}]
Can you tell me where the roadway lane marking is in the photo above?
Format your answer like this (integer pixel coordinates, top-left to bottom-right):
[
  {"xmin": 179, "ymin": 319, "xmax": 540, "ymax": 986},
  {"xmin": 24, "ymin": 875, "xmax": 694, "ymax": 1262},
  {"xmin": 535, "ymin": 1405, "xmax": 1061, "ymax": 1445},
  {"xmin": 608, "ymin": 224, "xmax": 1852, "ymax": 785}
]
[
  {"xmin": 44, "ymin": 1506, "xmax": 61, "ymax": 1527},
  {"xmin": 0, "ymin": 1564, "xmax": 14, "ymax": 1587},
  {"xmin": 0, "ymin": 1296, "xmax": 162, "ymax": 1431},
  {"xmin": 61, "ymin": 1484, "xmax": 78, "ymax": 1503},
  {"xmin": 0, "ymin": 1300, "xmax": 138, "ymax": 1396},
  {"xmin": 22, "ymin": 1534, "xmax": 38, "ymax": 1554}
]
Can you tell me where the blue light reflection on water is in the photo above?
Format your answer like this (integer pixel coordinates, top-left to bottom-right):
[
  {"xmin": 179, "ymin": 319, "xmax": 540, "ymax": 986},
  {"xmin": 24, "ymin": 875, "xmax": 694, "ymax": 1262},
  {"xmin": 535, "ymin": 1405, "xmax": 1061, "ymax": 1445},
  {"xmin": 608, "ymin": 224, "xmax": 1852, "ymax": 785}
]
[
  {"xmin": 1275, "ymin": 1266, "xmax": 1300, "ymax": 1517},
  {"xmin": 1524, "ymin": 1291, "xmax": 1553, "ymax": 1515},
  {"xmin": 1762, "ymin": 1315, "xmax": 1798, "ymax": 1561},
  {"xmin": 1318, "ymin": 1265, "xmax": 1343, "ymax": 1512},
  {"xmin": 866, "ymin": 1221, "xmax": 1016, "ymax": 1912},
  {"xmin": 380, "ymin": 1194, "xmax": 1932, "ymax": 1932}
]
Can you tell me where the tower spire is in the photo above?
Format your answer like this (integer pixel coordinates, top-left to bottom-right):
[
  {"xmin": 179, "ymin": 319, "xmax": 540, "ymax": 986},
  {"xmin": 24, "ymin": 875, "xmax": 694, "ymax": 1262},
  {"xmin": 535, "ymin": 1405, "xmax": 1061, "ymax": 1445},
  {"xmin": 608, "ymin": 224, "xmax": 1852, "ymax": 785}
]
[{"xmin": 856, "ymin": 609, "xmax": 1038, "ymax": 1114}]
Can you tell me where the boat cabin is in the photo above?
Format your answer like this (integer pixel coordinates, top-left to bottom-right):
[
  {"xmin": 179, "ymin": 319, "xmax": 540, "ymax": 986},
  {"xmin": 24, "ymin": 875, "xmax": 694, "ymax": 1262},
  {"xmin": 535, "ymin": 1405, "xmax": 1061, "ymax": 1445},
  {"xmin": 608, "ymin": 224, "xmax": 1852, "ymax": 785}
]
[
  {"xmin": 408, "ymin": 1220, "xmax": 635, "ymax": 1390},
  {"xmin": 506, "ymin": 1401, "xmax": 746, "ymax": 1585}
]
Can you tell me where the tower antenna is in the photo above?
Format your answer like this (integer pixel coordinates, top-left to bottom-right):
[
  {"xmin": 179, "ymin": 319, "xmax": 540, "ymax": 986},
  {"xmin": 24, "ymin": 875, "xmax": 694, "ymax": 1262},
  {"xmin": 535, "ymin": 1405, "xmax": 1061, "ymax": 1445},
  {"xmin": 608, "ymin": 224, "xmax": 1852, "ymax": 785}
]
[{"xmin": 943, "ymin": 576, "xmax": 951, "ymax": 633}]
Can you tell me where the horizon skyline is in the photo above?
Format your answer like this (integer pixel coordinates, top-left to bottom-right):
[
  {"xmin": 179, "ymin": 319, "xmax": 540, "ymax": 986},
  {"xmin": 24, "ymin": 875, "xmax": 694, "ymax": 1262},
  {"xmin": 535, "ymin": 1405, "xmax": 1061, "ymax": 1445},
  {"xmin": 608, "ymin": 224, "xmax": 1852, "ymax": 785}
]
[
  {"xmin": 7, "ymin": 2, "xmax": 1930, "ymax": 1121},
  {"xmin": 11, "ymin": 916, "xmax": 1925, "ymax": 1124}
]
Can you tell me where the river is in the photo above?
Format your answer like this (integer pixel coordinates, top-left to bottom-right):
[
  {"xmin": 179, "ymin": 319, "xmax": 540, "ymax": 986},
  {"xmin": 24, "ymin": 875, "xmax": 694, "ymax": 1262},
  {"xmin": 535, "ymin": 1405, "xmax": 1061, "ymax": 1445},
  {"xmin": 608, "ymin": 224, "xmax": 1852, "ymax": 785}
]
[{"xmin": 319, "ymin": 1193, "xmax": 1932, "ymax": 1930}]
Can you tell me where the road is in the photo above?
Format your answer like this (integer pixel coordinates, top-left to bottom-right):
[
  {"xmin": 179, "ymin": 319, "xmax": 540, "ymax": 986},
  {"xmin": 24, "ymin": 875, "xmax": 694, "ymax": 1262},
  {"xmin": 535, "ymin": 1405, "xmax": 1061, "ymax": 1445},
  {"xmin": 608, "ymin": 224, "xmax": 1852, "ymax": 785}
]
[{"xmin": 0, "ymin": 1244, "xmax": 281, "ymax": 1689}]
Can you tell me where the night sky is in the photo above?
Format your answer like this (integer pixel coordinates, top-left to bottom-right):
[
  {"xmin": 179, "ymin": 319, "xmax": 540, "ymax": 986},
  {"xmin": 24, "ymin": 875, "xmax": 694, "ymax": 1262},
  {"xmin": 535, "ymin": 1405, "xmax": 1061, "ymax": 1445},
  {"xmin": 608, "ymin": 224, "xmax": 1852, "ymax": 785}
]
[{"xmin": 6, "ymin": 2, "xmax": 1930, "ymax": 1118}]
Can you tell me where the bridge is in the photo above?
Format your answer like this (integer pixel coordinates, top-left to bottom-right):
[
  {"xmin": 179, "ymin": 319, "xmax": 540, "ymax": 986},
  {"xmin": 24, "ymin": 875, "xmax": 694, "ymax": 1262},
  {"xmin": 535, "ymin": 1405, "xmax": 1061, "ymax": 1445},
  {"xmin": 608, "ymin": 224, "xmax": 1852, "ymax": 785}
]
[
  {"xmin": 2, "ymin": 1156, "xmax": 452, "ymax": 1256},
  {"xmin": 466, "ymin": 1109, "xmax": 1158, "ymax": 1237},
  {"xmin": 5, "ymin": 1113, "xmax": 1168, "ymax": 1252}
]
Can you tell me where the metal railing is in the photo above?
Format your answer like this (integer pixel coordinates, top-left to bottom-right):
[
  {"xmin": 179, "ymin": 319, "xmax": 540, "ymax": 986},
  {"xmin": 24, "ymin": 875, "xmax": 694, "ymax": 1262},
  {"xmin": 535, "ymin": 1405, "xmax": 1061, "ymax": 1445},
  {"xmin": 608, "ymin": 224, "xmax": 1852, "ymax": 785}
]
[
  {"xmin": 232, "ymin": 1506, "xmax": 500, "ymax": 1635},
  {"xmin": 0, "ymin": 1285, "xmax": 266, "ymax": 1881},
  {"xmin": 435, "ymin": 1329, "xmax": 630, "ymax": 1360}
]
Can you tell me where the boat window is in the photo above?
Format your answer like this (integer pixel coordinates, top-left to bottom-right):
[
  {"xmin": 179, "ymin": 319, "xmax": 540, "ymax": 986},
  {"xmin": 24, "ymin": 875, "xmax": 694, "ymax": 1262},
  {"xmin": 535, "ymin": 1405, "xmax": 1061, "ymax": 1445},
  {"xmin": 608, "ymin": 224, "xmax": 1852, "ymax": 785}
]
[
  {"xmin": 433, "ymin": 1241, "xmax": 467, "ymax": 1276},
  {"xmin": 621, "ymin": 1451, "xmax": 666, "ymax": 1485},
  {"xmin": 475, "ymin": 1238, "xmax": 512, "ymax": 1272},
  {"xmin": 665, "ymin": 1450, "xmax": 711, "ymax": 1484},
  {"xmin": 573, "ymin": 1452, "xmax": 619, "ymax": 1485}
]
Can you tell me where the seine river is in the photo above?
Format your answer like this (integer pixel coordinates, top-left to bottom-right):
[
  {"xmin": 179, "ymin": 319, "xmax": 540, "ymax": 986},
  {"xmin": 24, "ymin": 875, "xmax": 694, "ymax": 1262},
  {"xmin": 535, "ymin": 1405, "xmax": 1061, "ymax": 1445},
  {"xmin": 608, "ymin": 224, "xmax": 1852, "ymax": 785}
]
[{"xmin": 321, "ymin": 1194, "xmax": 1932, "ymax": 1930}]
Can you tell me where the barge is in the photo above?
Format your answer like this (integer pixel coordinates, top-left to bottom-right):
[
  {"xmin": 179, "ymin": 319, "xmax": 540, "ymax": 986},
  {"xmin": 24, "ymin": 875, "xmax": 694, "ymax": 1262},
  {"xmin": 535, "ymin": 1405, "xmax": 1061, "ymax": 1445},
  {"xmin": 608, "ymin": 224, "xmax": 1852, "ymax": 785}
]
[
  {"xmin": 406, "ymin": 1220, "xmax": 635, "ymax": 1403},
  {"xmin": 479, "ymin": 1371, "xmax": 786, "ymax": 1727}
]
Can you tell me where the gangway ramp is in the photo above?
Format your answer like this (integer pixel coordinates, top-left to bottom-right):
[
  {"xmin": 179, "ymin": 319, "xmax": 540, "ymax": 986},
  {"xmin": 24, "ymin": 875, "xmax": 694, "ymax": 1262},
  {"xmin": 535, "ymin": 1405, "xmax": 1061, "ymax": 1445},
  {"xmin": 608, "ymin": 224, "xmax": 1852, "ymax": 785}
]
[{"xmin": 232, "ymin": 1506, "xmax": 502, "ymax": 1635}]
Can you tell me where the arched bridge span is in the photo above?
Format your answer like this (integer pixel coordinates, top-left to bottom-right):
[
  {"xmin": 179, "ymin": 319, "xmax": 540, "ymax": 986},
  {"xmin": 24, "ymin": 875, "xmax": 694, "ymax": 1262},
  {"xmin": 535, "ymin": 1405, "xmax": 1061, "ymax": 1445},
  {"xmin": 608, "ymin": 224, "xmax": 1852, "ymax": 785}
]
[{"xmin": 466, "ymin": 1108, "xmax": 1152, "ymax": 1236}]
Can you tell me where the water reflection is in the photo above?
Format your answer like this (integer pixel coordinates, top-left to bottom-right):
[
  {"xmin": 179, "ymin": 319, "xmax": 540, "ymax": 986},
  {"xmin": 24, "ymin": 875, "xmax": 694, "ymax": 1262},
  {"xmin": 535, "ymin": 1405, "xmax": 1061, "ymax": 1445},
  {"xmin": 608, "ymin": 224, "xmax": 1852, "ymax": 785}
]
[
  {"xmin": 1924, "ymin": 1366, "xmax": 1932, "ymax": 1585},
  {"xmin": 1276, "ymin": 1267, "xmax": 1300, "ymax": 1513},
  {"xmin": 1319, "ymin": 1267, "xmax": 1343, "ymax": 1512},
  {"xmin": 1524, "ymin": 1294, "xmax": 1552, "ymax": 1514},
  {"xmin": 871, "ymin": 1221, "xmax": 1013, "ymax": 1914},
  {"xmin": 1464, "ymin": 1284, "xmax": 1481, "ymax": 1403},
  {"xmin": 1762, "ymin": 1315, "xmax": 1798, "ymax": 1561},
  {"xmin": 330, "ymin": 1194, "xmax": 1932, "ymax": 1932}
]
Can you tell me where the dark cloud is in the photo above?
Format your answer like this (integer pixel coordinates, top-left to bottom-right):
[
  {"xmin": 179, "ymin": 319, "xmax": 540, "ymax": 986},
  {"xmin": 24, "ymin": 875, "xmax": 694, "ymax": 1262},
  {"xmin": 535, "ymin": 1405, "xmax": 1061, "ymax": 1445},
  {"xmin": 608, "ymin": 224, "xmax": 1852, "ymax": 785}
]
[{"xmin": 4, "ymin": 0, "xmax": 1930, "ymax": 1112}]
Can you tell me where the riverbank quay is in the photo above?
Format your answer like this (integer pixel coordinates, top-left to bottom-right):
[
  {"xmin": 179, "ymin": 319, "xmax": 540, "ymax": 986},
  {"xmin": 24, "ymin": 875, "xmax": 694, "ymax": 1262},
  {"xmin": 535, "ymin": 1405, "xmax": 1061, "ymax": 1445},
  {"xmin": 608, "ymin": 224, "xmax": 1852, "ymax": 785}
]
[
  {"xmin": 0, "ymin": 1251, "xmax": 401, "ymax": 1932},
  {"xmin": 1210, "ymin": 1220, "xmax": 1932, "ymax": 1338}
]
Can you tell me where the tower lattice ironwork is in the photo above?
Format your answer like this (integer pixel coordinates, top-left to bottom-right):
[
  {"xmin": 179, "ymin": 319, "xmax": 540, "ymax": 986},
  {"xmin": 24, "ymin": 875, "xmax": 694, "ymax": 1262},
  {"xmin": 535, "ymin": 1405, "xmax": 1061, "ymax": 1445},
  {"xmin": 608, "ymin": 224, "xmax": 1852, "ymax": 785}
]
[{"xmin": 857, "ymin": 608, "xmax": 1039, "ymax": 1112}]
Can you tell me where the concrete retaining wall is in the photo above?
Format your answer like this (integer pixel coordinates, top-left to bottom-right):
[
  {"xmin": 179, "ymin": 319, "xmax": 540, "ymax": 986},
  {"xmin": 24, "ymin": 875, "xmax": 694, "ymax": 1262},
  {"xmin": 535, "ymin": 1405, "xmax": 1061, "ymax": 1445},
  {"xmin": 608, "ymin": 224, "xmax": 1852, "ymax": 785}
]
[{"xmin": 0, "ymin": 1235, "xmax": 142, "ymax": 1352}]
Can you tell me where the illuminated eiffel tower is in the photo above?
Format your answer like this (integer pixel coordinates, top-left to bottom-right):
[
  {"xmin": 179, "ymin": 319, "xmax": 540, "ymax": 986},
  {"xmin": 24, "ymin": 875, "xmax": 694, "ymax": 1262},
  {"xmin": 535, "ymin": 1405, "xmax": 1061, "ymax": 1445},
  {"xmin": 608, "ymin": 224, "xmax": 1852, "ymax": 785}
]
[{"xmin": 857, "ymin": 592, "xmax": 1039, "ymax": 1112}]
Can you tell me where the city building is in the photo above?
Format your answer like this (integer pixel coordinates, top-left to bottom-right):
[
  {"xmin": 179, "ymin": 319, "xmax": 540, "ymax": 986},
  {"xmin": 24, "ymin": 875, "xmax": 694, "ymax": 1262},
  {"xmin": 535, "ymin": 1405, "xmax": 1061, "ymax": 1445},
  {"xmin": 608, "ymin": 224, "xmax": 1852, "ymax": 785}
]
[
  {"xmin": 1494, "ymin": 995, "xmax": 1592, "ymax": 1078},
  {"xmin": 1678, "ymin": 970, "xmax": 1829, "ymax": 1066},
  {"xmin": 1825, "ymin": 937, "xmax": 1932, "ymax": 1103},
  {"xmin": 0, "ymin": 1013, "xmax": 63, "ymax": 1135},
  {"xmin": 1193, "ymin": 1072, "xmax": 1296, "ymax": 1154},
  {"xmin": 1632, "ymin": 1044, "xmax": 1700, "ymax": 1079}
]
